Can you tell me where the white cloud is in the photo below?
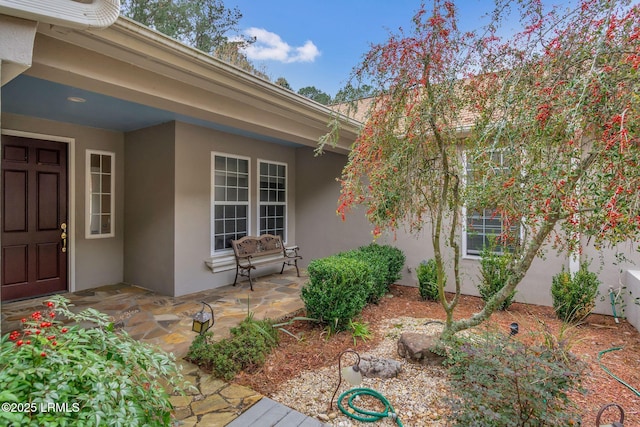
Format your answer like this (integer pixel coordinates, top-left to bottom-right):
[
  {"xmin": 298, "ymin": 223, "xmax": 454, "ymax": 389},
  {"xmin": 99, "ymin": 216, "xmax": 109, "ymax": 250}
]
[{"xmin": 241, "ymin": 28, "xmax": 320, "ymax": 63}]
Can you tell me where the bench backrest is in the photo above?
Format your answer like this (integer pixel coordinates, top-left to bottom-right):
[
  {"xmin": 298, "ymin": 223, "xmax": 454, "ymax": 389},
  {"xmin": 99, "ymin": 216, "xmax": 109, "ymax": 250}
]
[{"xmin": 231, "ymin": 234, "xmax": 284, "ymax": 259}]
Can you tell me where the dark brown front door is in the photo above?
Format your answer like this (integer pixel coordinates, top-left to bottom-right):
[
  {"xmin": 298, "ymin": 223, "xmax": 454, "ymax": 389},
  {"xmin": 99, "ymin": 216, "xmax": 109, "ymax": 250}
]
[{"xmin": 2, "ymin": 135, "xmax": 68, "ymax": 301}]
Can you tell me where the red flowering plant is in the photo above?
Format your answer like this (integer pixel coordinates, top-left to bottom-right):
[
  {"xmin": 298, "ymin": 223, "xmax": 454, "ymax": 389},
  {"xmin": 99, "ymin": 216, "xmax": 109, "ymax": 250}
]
[
  {"xmin": 319, "ymin": 0, "xmax": 640, "ymax": 340},
  {"xmin": 0, "ymin": 295, "xmax": 188, "ymax": 426}
]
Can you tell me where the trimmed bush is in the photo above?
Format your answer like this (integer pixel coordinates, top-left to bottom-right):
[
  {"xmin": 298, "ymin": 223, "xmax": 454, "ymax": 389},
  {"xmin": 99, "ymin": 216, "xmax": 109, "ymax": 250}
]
[
  {"xmin": 187, "ymin": 315, "xmax": 278, "ymax": 381},
  {"xmin": 359, "ymin": 243, "xmax": 406, "ymax": 285},
  {"xmin": 447, "ymin": 332, "xmax": 584, "ymax": 426},
  {"xmin": 551, "ymin": 263, "xmax": 600, "ymax": 323},
  {"xmin": 301, "ymin": 256, "xmax": 372, "ymax": 332},
  {"xmin": 338, "ymin": 248, "xmax": 387, "ymax": 303},
  {"xmin": 417, "ymin": 259, "xmax": 441, "ymax": 301},
  {"xmin": 478, "ymin": 246, "xmax": 516, "ymax": 310}
]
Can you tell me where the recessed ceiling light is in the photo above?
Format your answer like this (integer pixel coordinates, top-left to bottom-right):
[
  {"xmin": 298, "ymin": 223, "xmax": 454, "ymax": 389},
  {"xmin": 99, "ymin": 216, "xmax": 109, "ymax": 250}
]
[{"xmin": 67, "ymin": 96, "xmax": 86, "ymax": 103}]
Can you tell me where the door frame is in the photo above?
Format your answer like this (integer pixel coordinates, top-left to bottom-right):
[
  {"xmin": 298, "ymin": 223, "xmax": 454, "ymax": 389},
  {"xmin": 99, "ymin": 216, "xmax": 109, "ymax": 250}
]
[{"xmin": 1, "ymin": 129, "xmax": 76, "ymax": 293}]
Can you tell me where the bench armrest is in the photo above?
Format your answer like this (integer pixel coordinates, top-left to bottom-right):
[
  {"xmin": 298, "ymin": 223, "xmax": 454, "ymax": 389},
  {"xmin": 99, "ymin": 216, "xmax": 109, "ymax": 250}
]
[{"xmin": 284, "ymin": 246, "xmax": 301, "ymax": 258}]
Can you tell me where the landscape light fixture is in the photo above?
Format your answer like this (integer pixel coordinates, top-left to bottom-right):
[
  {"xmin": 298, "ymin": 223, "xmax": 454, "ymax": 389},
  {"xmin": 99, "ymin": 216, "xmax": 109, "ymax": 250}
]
[
  {"xmin": 329, "ymin": 349, "xmax": 362, "ymax": 411},
  {"xmin": 509, "ymin": 322, "xmax": 519, "ymax": 337},
  {"xmin": 192, "ymin": 301, "xmax": 214, "ymax": 335}
]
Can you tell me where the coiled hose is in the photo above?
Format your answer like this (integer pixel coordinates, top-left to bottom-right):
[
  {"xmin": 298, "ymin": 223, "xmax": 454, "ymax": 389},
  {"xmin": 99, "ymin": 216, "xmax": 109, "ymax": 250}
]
[
  {"xmin": 598, "ymin": 347, "xmax": 640, "ymax": 397},
  {"xmin": 337, "ymin": 387, "xmax": 404, "ymax": 426}
]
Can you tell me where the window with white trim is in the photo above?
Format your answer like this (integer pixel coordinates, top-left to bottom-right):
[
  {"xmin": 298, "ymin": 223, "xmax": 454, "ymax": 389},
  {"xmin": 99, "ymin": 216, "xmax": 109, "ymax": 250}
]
[
  {"xmin": 258, "ymin": 160, "xmax": 287, "ymax": 241},
  {"xmin": 86, "ymin": 150, "xmax": 115, "ymax": 238},
  {"xmin": 212, "ymin": 154, "xmax": 249, "ymax": 252},
  {"xmin": 464, "ymin": 150, "xmax": 518, "ymax": 256}
]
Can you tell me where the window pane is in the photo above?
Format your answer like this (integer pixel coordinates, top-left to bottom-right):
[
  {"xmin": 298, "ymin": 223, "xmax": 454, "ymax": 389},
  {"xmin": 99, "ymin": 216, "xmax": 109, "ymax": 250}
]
[
  {"xmin": 227, "ymin": 188, "xmax": 237, "ymax": 202},
  {"xmin": 228, "ymin": 158, "xmax": 238, "ymax": 173},
  {"xmin": 238, "ymin": 189, "xmax": 248, "ymax": 202},
  {"xmin": 91, "ymin": 194, "xmax": 101, "ymax": 214},
  {"xmin": 90, "ymin": 154, "xmax": 100, "ymax": 172},
  {"xmin": 101, "ymin": 195, "xmax": 111, "ymax": 214},
  {"xmin": 260, "ymin": 162, "xmax": 268, "ymax": 175},
  {"xmin": 224, "ymin": 205, "xmax": 235, "ymax": 217},
  {"xmin": 101, "ymin": 174, "xmax": 111, "ymax": 193},
  {"xmin": 101, "ymin": 215, "xmax": 111, "ymax": 234},
  {"xmin": 101, "ymin": 155, "xmax": 111, "ymax": 173},
  {"xmin": 91, "ymin": 174, "xmax": 100, "ymax": 193},
  {"xmin": 237, "ymin": 205, "xmax": 247, "ymax": 218},
  {"xmin": 215, "ymin": 156, "xmax": 226, "ymax": 171},
  {"xmin": 90, "ymin": 214, "xmax": 100, "ymax": 235},
  {"xmin": 238, "ymin": 159, "xmax": 248, "ymax": 174},
  {"xmin": 214, "ymin": 186, "xmax": 225, "ymax": 201}
]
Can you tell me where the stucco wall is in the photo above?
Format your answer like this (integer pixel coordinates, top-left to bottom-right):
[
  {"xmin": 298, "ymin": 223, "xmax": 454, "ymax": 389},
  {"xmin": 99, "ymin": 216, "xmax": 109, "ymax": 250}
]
[
  {"xmin": 172, "ymin": 122, "xmax": 299, "ymax": 296},
  {"xmin": 2, "ymin": 113, "xmax": 125, "ymax": 291},
  {"xmin": 294, "ymin": 147, "xmax": 374, "ymax": 265},
  {"xmin": 124, "ymin": 122, "xmax": 176, "ymax": 295}
]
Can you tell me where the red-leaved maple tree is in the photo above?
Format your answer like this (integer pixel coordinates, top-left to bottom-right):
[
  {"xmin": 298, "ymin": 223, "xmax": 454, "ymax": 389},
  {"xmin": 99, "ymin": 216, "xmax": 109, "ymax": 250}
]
[{"xmin": 319, "ymin": 0, "xmax": 640, "ymax": 338}]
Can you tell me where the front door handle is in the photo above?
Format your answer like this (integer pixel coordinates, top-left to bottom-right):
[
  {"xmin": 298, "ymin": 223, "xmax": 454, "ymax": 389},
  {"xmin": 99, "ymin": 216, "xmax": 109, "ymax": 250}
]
[{"xmin": 61, "ymin": 223, "xmax": 67, "ymax": 253}]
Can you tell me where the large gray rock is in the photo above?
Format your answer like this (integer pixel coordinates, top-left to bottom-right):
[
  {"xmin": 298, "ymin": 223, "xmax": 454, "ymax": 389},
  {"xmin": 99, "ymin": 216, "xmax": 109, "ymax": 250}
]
[
  {"xmin": 397, "ymin": 332, "xmax": 446, "ymax": 366},
  {"xmin": 358, "ymin": 355, "xmax": 402, "ymax": 379}
]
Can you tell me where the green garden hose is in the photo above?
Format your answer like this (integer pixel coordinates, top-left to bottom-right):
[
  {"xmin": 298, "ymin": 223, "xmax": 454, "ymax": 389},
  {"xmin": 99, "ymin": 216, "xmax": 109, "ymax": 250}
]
[
  {"xmin": 598, "ymin": 347, "xmax": 640, "ymax": 397},
  {"xmin": 337, "ymin": 387, "xmax": 404, "ymax": 426}
]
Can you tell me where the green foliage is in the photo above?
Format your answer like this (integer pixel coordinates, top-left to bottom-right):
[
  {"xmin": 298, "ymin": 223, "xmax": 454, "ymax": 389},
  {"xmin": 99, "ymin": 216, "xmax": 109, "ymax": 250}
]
[
  {"xmin": 551, "ymin": 264, "xmax": 601, "ymax": 323},
  {"xmin": 297, "ymin": 86, "xmax": 332, "ymax": 105},
  {"xmin": 447, "ymin": 332, "xmax": 585, "ymax": 426},
  {"xmin": 337, "ymin": 243, "xmax": 404, "ymax": 303},
  {"xmin": 359, "ymin": 243, "xmax": 406, "ymax": 285},
  {"xmin": 417, "ymin": 259, "xmax": 441, "ymax": 301},
  {"xmin": 348, "ymin": 320, "xmax": 373, "ymax": 346},
  {"xmin": 0, "ymin": 296, "xmax": 186, "ymax": 426},
  {"xmin": 187, "ymin": 315, "xmax": 278, "ymax": 381},
  {"xmin": 301, "ymin": 244, "xmax": 405, "ymax": 332},
  {"xmin": 478, "ymin": 246, "xmax": 516, "ymax": 310},
  {"xmin": 121, "ymin": 0, "xmax": 243, "ymax": 53},
  {"xmin": 301, "ymin": 256, "xmax": 373, "ymax": 332}
]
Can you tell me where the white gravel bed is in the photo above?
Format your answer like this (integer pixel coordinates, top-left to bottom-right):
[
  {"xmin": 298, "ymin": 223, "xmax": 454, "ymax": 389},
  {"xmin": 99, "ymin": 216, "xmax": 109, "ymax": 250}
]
[{"xmin": 270, "ymin": 317, "xmax": 451, "ymax": 427}]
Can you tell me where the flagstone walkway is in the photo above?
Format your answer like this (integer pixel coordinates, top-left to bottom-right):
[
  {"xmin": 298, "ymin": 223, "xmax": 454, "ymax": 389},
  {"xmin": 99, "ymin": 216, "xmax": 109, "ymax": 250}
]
[{"xmin": 0, "ymin": 270, "xmax": 322, "ymax": 427}]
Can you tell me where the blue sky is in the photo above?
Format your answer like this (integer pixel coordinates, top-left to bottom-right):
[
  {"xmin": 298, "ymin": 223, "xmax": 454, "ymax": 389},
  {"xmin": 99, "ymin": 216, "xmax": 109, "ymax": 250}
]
[{"xmin": 223, "ymin": 1, "xmax": 554, "ymax": 98}]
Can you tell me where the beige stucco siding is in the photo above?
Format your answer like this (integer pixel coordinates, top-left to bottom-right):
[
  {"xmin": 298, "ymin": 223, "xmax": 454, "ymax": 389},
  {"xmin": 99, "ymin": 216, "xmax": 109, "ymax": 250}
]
[
  {"xmin": 2, "ymin": 112, "xmax": 125, "ymax": 291},
  {"xmin": 124, "ymin": 122, "xmax": 176, "ymax": 295},
  {"xmin": 173, "ymin": 122, "xmax": 299, "ymax": 296},
  {"xmin": 294, "ymin": 147, "xmax": 374, "ymax": 265}
]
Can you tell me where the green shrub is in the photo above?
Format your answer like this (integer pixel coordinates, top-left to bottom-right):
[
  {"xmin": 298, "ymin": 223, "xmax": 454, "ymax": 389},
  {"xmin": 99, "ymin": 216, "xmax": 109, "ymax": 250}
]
[
  {"xmin": 0, "ymin": 296, "xmax": 186, "ymax": 427},
  {"xmin": 186, "ymin": 315, "xmax": 278, "ymax": 381},
  {"xmin": 417, "ymin": 259, "xmax": 441, "ymax": 301},
  {"xmin": 338, "ymin": 248, "xmax": 387, "ymax": 303},
  {"xmin": 478, "ymin": 246, "xmax": 516, "ymax": 310},
  {"xmin": 301, "ymin": 256, "xmax": 372, "ymax": 332},
  {"xmin": 359, "ymin": 243, "xmax": 405, "ymax": 285},
  {"xmin": 447, "ymin": 332, "xmax": 585, "ymax": 426},
  {"xmin": 551, "ymin": 263, "xmax": 601, "ymax": 323}
]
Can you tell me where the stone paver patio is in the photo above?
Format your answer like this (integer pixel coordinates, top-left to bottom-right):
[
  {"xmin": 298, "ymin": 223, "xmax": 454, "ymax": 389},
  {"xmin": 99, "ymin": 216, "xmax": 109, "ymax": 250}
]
[{"xmin": 1, "ymin": 270, "xmax": 309, "ymax": 426}]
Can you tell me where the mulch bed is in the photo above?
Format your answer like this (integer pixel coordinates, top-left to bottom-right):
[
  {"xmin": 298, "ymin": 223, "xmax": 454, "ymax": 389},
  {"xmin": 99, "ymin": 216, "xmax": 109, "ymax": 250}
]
[{"xmin": 234, "ymin": 284, "xmax": 640, "ymax": 425}]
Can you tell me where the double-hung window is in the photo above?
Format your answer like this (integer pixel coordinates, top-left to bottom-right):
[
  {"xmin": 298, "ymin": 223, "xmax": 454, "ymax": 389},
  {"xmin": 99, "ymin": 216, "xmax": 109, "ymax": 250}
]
[
  {"xmin": 258, "ymin": 160, "xmax": 287, "ymax": 241},
  {"xmin": 464, "ymin": 150, "xmax": 518, "ymax": 256},
  {"xmin": 212, "ymin": 154, "xmax": 249, "ymax": 252}
]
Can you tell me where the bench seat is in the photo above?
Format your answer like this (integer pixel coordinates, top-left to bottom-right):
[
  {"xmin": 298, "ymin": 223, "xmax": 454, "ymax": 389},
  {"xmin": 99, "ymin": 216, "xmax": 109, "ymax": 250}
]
[{"xmin": 231, "ymin": 234, "xmax": 302, "ymax": 291}]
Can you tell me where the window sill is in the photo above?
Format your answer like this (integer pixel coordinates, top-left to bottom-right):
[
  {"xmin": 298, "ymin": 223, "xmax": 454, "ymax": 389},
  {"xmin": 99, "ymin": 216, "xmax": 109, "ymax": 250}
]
[{"xmin": 204, "ymin": 255, "xmax": 236, "ymax": 273}]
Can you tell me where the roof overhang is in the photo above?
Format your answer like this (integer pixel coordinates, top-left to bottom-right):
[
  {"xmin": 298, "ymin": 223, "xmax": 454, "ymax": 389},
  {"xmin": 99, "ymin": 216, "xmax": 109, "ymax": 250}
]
[
  {"xmin": 3, "ymin": 15, "xmax": 359, "ymax": 153},
  {"xmin": 0, "ymin": 0, "xmax": 119, "ymax": 30}
]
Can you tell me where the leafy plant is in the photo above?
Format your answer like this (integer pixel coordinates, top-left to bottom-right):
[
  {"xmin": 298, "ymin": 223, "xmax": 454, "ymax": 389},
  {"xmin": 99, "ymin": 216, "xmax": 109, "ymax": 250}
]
[
  {"xmin": 551, "ymin": 263, "xmax": 601, "ymax": 323},
  {"xmin": 187, "ymin": 315, "xmax": 279, "ymax": 381},
  {"xmin": 348, "ymin": 319, "xmax": 373, "ymax": 345},
  {"xmin": 301, "ymin": 256, "xmax": 372, "ymax": 332},
  {"xmin": 478, "ymin": 245, "xmax": 516, "ymax": 310},
  {"xmin": 447, "ymin": 331, "xmax": 585, "ymax": 426},
  {"xmin": 359, "ymin": 243, "xmax": 406, "ymax": 285},
  {"xmin": 0, "ymin": 296, "xmax": 187, "ymax": 426},
  {"xmin": 417, "ymin": 259, "xmax": 441, "ymax": 301}
]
